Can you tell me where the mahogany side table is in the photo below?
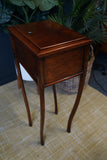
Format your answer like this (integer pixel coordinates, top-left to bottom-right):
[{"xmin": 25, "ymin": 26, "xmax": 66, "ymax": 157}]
[{"xmin": 9, "ymin": 20, "xmax": 92, "ymax": 145}]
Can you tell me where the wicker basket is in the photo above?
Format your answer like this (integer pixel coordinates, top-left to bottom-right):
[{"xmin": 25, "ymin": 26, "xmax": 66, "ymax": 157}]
[{"xmin": 57, "ymin": 46, "xmax": 95, "ymax": 94}]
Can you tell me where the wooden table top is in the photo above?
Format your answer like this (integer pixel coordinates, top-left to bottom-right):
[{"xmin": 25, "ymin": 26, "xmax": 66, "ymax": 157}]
[{"xmin": 9, "ymin": 20, "xmax": 91, "ymax": 58}]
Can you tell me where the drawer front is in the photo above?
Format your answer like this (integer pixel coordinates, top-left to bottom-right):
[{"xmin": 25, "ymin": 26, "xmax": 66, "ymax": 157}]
[{"xmin": 44, "ymin": 48, "xmax": 83, "ymax": 85}]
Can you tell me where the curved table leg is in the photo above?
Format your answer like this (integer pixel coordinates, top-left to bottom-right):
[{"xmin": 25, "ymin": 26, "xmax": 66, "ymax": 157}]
[
  {"xmin": 67, "ymin": 73, "xmax": 86, "ymax": 133},
  {"xmin": 67, "ymin": 45, "xmax": 89, "ymax": 133},
  {"xmin": 15, "ymin": 59, "xmax": 32, "ymax": 127},
  {"xmin": 39, "ymin": 87, "xmax": 45, "ymax": 145},
  {"xmin": 52, "ymin": 85, "xmax": 58, "ymax": 114},
  {"xmin": 17, "ymin": 74, "xmax": 21, "ymax": 89}
]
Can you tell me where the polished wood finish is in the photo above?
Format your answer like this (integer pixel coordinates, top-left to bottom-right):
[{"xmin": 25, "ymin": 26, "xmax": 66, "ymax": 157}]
[
  {"xmin": 53, "ymin": 85, "xmax": 58, "ymax": 114},
  {"xmin": 15, "ymin": 58, "xmax": 32, "ymax": 126},
  {"xmin": 67, "ymin": 46, "xmax": 89, "ymax": 132},
  {"xmin": 9, "ymin": 20, "xmax": 92, "ymax": 145}
]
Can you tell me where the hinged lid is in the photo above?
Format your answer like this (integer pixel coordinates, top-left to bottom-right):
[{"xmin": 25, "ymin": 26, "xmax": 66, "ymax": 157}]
[{"xmin": 9, "ymin": 20, "xmax": 92, "ymax": 57}]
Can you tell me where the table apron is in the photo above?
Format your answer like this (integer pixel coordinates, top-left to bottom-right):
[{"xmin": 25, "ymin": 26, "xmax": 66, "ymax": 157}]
[{"xmin": 43, "ymin": 47, "xmax": 84, "ymax": 85}]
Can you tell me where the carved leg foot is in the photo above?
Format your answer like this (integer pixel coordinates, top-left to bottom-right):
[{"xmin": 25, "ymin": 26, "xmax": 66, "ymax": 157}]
[{"xmin": 67, "ymin": 74, "xmax": 85, "ymax": 133}]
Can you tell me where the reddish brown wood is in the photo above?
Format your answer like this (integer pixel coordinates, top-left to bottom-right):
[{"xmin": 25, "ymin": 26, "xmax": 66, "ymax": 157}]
[
  {"xmin": 44, "ymin": 48, "xmax": 83, "ymax": 85},
  {"xmin": 9, "ymin": 20, "xmax": 91, "ymax": 58},
  {"xmin": 39, "ymin": 87, "xmax": 45, "ymax": 145},
  {"xmin": 9, "ymin": 20, "xmax": 92, "ymax": 145},
  {"xmin": 15, "ymin": 59, "xmax": 32, "ymax": 127},
  {"xmin": 67, "ymin": 46, "xmax": 90, "ymax": 132},
  {"xmin": 52, "ymin": 85, "xmax": 58, "ymax": 114},
  {"xmin": 38, "ymin": 59, "xmax": 45, "ymax": 145},
  {"xmin": 17, "ymin": 74, "xmax": 21, "ymax": 89}
]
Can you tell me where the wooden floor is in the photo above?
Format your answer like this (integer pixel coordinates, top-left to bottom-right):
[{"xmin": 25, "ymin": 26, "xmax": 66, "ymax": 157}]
[{"xmin": 0, "ymin": 80, "xmax": 107, "ymax": 160}]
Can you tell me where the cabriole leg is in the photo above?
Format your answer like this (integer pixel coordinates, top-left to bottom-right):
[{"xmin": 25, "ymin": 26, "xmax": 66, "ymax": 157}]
[
  {"xmin": 15, "ymin": 59, "xmax": 32, "ymax": 127},
  {"xmin": 67, "ymin": 74, "xmax": 86, "ymax": 133},
  {"xmin": 52, "ymin": 85, "xmax": 58, "ymax": 114},
  {"xmin": 39, "ymin": 87, "xmax": 45, "ymax": 145}
]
